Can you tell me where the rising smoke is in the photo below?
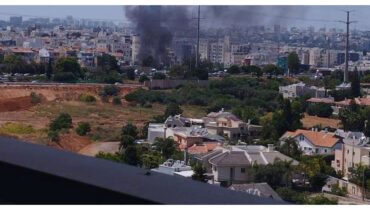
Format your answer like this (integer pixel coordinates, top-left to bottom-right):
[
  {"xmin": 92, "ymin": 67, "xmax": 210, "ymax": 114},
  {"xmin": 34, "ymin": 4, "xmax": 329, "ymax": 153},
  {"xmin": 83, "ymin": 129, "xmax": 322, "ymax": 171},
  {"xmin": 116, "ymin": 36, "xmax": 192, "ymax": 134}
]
[{"xmin": 124, "ymin": 6, "xmax": 309, "ymax": 65}]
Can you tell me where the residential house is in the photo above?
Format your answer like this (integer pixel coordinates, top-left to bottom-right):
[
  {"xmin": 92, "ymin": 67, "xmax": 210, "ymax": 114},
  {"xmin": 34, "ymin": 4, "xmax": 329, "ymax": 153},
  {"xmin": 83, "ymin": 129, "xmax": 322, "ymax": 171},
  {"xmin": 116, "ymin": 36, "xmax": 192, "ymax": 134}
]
[
  {"xmin": 195, "ymin": 145, "xmax": 298, "ymax": 186},
  {"xmin": 280, "ymin": 129, "xmax": 342, "ymax": 155},
  {"xmin": 170, "ymin": 126, "xmax": 225, "ymax": 151},
  {"xmin": 331, "ymin": 134, "xmax": 370, "ymax": 177},
  {"xmin": 322, "ymin": 176, "xmax": 369, "ymax": 200},
  {"xmin": 6, "ymin": 47, "xmax": 36, "ymax": 63},
  {"xmin": 151, "ymin": 159, "xmax": 194, "ymax": 178},
  {"xmin": 203, "ymin": 109, "xmax": 248, "ymax": 141},
  {"xmin": 147, "ymin": 115, "xmax": 203, "ymax": 144},
  {"xmin": 279, "ymin": 82, "xmax": 326, "ymax": 99}
]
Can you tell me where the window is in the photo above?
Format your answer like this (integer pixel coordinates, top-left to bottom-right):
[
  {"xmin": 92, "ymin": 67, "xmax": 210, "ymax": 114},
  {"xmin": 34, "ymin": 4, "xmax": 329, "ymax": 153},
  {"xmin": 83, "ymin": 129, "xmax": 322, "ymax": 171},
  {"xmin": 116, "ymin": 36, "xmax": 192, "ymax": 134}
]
[
  {"xmin": 213, "ymin": 166, "xmax": 217, "ymax": 172},
  {"xmin": 299, "ymin": 135, "xmax": 304, "ymax": 141},
  {"xmin": 241, "ymin": 168, "xmax": 246, "ymax": 173},
  {"xmin": 347, "ymin": 150, "xmax": 349, "ymax": 154},
  {"xmin": 324, "ymin": 149, "xmax": 327, "ymax": 153}
]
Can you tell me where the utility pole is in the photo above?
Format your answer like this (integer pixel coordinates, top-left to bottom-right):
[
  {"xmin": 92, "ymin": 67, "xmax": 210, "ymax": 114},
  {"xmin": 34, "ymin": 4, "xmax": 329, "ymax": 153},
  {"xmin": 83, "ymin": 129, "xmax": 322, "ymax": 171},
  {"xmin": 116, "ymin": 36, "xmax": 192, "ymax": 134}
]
[
  {"xmin": 195, "ymin": 5, "xmax": 200, "ymax": 69},
  {"xmin": 327, "ymin": 36, "xmax": 330, "ymax": 68},
  {"xmin": 339, "ymin": 11, "xmax": 356, "ymax": 83}
]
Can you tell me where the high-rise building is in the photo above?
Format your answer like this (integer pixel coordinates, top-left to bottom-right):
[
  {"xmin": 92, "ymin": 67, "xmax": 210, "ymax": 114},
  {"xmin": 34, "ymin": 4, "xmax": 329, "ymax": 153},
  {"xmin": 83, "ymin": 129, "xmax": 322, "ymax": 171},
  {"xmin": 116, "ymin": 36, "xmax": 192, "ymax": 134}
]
[{"xmin": 9, "ymin": 16, "xmax": 22, "ymax": 27}]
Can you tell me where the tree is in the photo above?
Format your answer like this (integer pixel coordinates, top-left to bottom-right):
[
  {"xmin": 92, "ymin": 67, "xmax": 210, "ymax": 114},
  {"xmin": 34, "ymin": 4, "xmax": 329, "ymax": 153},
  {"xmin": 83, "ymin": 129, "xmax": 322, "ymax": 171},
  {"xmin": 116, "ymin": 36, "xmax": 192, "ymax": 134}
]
[
  {"xmin": 141, "ymin": 151, "xmax": 164, "ymax": 169},
  {"xmin": 338, "ymin": 108, "xmax": 364, "ymax": 131},
  {"xmin": 49, "ymin": 113, "xmax": 72, "ymax": 131},
  {"xmin": 46, "ymin": 59, "xmax": 53, "ymax": 80},
  {"xmin": 276, "ymin": 187, "xmax": 308, "ymax": 204},
  {"xmin": 54, "ymin": 57, "xmax": 83, "ymax": 82},
  {"xmin": 120, "ymin": 135, "xmax": 135, "ymax": 149},
  {"xmin": 305, "ymin": 195, "xmax": 338, "ymax": 204},
  {"xmin": 253, "ymin": 159, "xmax": 296, "ymax": 189},
  {"xmin": 153, "ymin": 137, "xmax": 177, "ymax": 159},
  {"xmin": 102, "ymin": 85, "xmax": 120, "ymax": 96},
  {"xmin": 152, "ymin": 72, "xmax": 166, "ymax": 80},
  {"xmin": 139, "ymin": 75, "xmax": 150, "ymax": 83},
  {"xmin": 251, "ymin": 66, "xmax": 263, "ymax": 77},
  {"xmin": 278, "ymin": 138, "xmax": 302, "ymax": 160},
  {"xmin": 48, "ymin": 130, "xmax": 59, "ymax": 142},
  {"xmin": 228, "ymin": 65, "xmax": 240, "ymax": 74},
  {"xmin": 287, "ymin": 52, "xmax": 300, "ymax": 75},
  {"xmin": 96, "ymin": 54, "xmax": 120, "ymax": 73},
  {"xmin": 121, "ymin": 122, "xmax": 139, "ymax": 138},
  {"xmin": 95, "ymin": 152, "xmax": 123, "ymax": 163},
  {"xmin": 306, "ymin": 103, "xmax": 333, "ymax": 118},
  {"xmin": 232, "ymin": 106, "xmax": 259, "ymax": 124},
  {"xmin": 330, "ymin": 183, "xmax": 347, "ymax": 196},
  {"xmin": 123, "ymin": 145, "xmax": 140, "ymax": 166},
  {"xmin": 243, "ymin": 65, "xmax": 261, "ymax": 75},
  {"xmin": 168, "ymin": 65, "xmax": 190, "ymax": 78},
  {"xmin": 76, "ymin": 122, "xmax": 91, "ymax": 136},
  {"xmin": 112, "ymin": 96, "xmax": 122, "ymax": 105},
  {"xmin": 3, "ymin": 54, "xmax": 26, "ymax": 74},
  {"xmin": 191, "ymin": 163, "xmax": 207, "ymax": 182},
  {"xmin": 350, "ymin": 67, "xmax": 361, "ymax": 98},
  {"xmin": 263, "ymin": 64, "xmax": 277, "ymax": 78},
  {"xmin": 88, "ymin": 54, "xmax": 122, "ymax": 83},
  {"xmin": 126, "ymin": 68, "xmax": 135, "ymax": 80},
  {"xmin": 348, "ymin": 164, "xmax": 370, "ymax": 199},
  {"xmin": 164, "ymin": 103, "xmax": 183, "ymax": 118}
]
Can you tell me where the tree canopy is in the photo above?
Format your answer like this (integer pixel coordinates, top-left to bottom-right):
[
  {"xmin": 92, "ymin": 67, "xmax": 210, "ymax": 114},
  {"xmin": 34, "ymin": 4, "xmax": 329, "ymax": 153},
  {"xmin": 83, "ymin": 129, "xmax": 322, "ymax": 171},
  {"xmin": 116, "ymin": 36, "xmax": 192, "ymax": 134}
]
[{"xmin": 287, "ymin": 52, "xmax": 300, "ymax": 75}]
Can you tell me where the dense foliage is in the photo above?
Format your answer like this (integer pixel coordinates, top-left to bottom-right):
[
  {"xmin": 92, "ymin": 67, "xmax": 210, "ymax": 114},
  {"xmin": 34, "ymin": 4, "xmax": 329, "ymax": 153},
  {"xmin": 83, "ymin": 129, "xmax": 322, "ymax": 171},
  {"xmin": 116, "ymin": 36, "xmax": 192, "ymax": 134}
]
[
  {"xmin": 49, "ymin": 113, "xmax": 73, "ymax": 131},
  {"xmin": 76, "ymin": 122, "xmax": 91, "ymax": 136}
]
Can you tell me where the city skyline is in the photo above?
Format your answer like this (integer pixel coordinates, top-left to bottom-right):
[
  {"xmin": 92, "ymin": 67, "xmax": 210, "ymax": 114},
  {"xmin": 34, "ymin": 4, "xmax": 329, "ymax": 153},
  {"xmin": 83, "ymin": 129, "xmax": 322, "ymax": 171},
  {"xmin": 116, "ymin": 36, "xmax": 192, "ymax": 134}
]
[{"xmin": 1, "ymin": 5, "xmax": 370, "ymax": 30}]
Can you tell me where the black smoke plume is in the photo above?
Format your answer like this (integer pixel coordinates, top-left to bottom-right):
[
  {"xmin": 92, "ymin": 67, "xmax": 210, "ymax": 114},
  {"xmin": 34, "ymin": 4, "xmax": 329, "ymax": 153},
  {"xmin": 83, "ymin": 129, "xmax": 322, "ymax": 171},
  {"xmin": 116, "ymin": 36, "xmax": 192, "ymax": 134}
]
[{"xmin": 125, "ymin": 6, "xmax": 308, "ymax": 66}]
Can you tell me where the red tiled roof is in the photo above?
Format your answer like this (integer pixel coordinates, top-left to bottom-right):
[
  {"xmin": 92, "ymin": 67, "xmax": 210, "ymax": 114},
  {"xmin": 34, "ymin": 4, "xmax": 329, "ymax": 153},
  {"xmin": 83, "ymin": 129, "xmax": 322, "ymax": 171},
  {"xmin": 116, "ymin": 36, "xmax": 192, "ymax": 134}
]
[
  {"xmin": 307, "ymin": 98, "xmax": 334, "ymax": 104},
  {"xmin": 187, "ymin": 142, "xmax": 222, "ymax": 154},
  {"xmin": 10, "ymin": 47, "xmax": 33, "ymax": 53},
  {"xmin": 281, "ymin": 129, "xmax": 340, "ymax": 148}
]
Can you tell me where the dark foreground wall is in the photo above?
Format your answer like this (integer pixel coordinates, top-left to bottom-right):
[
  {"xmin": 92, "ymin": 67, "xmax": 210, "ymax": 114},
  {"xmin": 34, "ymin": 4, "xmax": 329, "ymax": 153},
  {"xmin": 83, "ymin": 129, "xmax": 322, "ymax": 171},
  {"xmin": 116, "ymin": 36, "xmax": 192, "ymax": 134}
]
[{"xmin": 0, "ymin": 136, "xmax": 285, "ymax": 204}]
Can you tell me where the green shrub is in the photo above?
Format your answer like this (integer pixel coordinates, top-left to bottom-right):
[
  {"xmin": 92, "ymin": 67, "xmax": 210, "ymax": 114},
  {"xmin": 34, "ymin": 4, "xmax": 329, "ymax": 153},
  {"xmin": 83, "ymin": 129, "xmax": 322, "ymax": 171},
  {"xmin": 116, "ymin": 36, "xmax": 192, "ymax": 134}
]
[
  {"xmin": 76, "ymin": 122, "xmax": 91, "ymax": 136},
  {"xmin": 307, "ymin": 103, "xmax": 333, "ymax": 118},
  {"xmin": 142, "ymin": 102, "xmax": 152, "ymax": 108},
  {"xmin": 0, "ymin": 123, "xmax": 35, "ymax": 134},
  {"xmin": 98, "ymin": 91, "xmax": 109, "ymax": 103},
  {"xmin": 139, "ymin": 75, "xmax": 149, "ymax": 83},
  {"xmin": 305, "ymin": 194, "xmax": 338, "ymax": 204},
  {"xmin": 50, "ymin": 113, "xmax": 72, "ymax": 131},
  {"xmin": 30, "ymin": 92, "xmax": 43, "ymax": 104},
  {"xmin": 48, "ymin": 130, "xmax": 60, "ymax": 142},
  {"xmin": 78, "ymin": 94, "xmax": 96, "ymax": 102},
  {"xmin": 103, "ymin": 85, "xmax": 120, "ymax": 96},
  {"xmin": 96, "ymin": 152, "xmax": 123, "ymax": 162},
  {"xmin": 112, "ymin": 96, "xmax": 122, "ymax": 105},
  {"xmin": 329, "ymin": 184, "xmax": 347, "ymax": 196}
]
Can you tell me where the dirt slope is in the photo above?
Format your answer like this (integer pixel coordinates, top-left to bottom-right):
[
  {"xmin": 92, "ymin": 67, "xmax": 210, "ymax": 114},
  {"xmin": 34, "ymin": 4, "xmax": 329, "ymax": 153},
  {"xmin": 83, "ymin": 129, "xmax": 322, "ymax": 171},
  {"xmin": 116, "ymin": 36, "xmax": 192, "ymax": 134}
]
[
  {"xmin": 0, "ymin": 96, "xmax": 33, "ymax": 112},
  {"xmin": 48, "ymin": 133, "xmax": 93, "ymax": 153}
]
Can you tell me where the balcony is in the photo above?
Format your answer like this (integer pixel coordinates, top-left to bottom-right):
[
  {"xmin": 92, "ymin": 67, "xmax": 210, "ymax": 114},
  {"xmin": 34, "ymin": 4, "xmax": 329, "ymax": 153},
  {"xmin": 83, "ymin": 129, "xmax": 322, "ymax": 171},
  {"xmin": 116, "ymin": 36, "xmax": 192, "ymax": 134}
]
[{"xmin": 0, "ymin": 136, "xmax": 284, "ymax": 204}]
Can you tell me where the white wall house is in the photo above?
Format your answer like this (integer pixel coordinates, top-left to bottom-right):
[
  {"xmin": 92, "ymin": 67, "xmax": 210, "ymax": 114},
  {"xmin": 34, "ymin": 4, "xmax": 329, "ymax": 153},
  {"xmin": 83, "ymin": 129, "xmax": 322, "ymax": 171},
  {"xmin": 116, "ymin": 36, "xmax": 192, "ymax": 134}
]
[{"xmin": 280, "ymin": 129, "xmax": 342, "ymax": 155}]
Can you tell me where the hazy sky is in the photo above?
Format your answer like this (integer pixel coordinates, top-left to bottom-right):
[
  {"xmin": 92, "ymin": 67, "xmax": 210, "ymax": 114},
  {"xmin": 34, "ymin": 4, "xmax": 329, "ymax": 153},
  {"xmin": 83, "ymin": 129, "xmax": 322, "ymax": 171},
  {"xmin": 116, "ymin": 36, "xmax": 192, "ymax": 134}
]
[{"xmin": 0, "ymin": 5, "xmax": 370, "ymax": 30}]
